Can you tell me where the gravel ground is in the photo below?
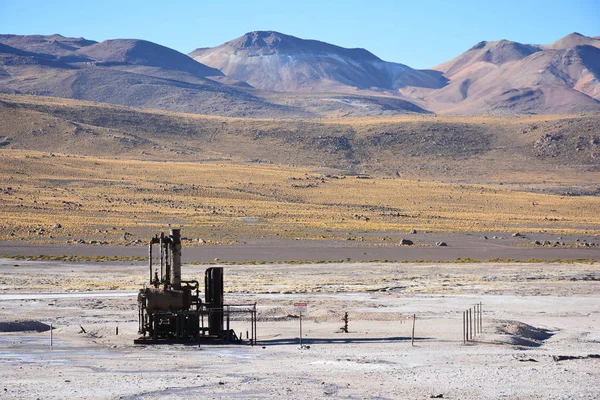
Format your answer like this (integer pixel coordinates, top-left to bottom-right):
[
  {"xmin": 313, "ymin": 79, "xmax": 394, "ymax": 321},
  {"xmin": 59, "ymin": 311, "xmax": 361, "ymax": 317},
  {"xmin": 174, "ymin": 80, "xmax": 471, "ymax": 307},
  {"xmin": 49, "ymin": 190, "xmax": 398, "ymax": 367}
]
[{"xmin": 1, "ymin": 258, "xmax": 599, "ymax": 399}]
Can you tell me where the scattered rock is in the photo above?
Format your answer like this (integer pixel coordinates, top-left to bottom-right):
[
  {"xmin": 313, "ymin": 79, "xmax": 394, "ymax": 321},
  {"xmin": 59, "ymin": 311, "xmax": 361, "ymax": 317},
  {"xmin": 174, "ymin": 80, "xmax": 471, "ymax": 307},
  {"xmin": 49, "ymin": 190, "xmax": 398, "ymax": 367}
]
[
  {"xmin": 53, "ymin": 223, "xmax": 62, "ymax": 229},
  {"xmin": 436, "ymin": 242, "xmax": 447, "ymax": 247},
  {"xmin": 410, "ymin": 229, "xmax": 417, "ymax": 234},
  {"xmin": 533, "ymin": 240, "xmax": 541, "ymax": 245},
  {"xmin": 512, "ymin": 232, "xmax": 523, "ymax": 237},
  {"xmin": 400, "ymin": 239, "xmax": 414, "ymax": 246},
  {"xmin": 430, "ymin": 395, "xmax": 444, "ymax": 399},
  {"xmin": 552, "ymin": 354, "xmax": 600, "ymax": 362}
]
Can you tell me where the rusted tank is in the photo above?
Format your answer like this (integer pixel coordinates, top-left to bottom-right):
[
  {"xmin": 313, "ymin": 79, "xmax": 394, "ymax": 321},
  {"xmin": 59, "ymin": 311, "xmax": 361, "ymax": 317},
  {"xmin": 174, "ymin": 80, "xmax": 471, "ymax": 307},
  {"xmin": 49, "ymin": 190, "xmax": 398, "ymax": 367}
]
[{"xmin": 138, "ymin": 287, "xmax": 191, "ymax": 311}]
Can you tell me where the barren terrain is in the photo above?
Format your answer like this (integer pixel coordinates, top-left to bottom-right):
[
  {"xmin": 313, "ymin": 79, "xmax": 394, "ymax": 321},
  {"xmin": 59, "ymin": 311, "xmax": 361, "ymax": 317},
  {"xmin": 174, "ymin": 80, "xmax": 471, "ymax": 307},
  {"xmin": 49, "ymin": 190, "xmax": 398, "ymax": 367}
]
[
  {"xmin": 0, "ymin": 92, "xmax": 599, "ymax": 399},
  {"xmin": 1, "ymin": 258, "xmax": 599, "ymax": 399}
]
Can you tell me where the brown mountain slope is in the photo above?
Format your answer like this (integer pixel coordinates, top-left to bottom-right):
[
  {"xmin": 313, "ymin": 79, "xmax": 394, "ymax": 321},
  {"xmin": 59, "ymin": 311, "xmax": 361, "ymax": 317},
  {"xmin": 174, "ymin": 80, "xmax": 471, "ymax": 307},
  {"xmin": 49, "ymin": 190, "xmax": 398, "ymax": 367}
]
[
  {"xmin": 1, "ymin": 32, "xmax": 600, "ymax": 116},
  {"xmin": 434, "ymin": 40, "xmax": 541, "ymax": 76},
  {"xmin": 0, "ymin": 34, "xmax": 96, "ymax": 58},
  {"xmin": 0, "ymin": 42, "xmax": 76, "ymax": 69},
  {"xmin": 425, "ymin": 33, "xmax": 600, "ymax": 114},
  {"xmin": 0, "ymin": 35, "xmax": 312, "ymax": 117},
  {"xmin": 0, "ymin": 33, "xmax": 429, "ymax": 117},
  {"xmin": 77, "ymin": 39, "xmax": 223, "ymax": 78},
  {"xmin": 544, "ymin": 32, "xmax": 600, "ymax": 50},
  {"xmin": 1, "ymin": 94, "xmax": 598, "ymax": 188},
  {"xmin": 189, "ymin": 31, "xmax": 446, "ymax": 92}
]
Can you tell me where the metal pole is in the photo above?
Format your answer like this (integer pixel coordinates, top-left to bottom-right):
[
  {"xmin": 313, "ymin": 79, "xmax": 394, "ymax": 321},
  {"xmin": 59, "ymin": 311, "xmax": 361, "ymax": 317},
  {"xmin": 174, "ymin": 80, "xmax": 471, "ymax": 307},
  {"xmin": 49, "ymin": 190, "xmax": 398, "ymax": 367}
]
[
  {"xmin": 253, "ymin": 303, "xmax": 257, "ymax": 346},
  {"xmin": 463, "ymin": 311, "xmax": 466, "ymax": 344},
  {"xmin": 299, "ymin": 311, "xmax": 303, "ymax": 348},
  {"xmin": 50, "ymin": 323, "xmax": 53, "ymax": 347},
  {"xmin": 469, "ymin": 308, "xmax": 473, "ymax": 340},
  {"xmin": 473, "ymin": 304, "xmax": 477, "ymax": 335},
  {"xmin": 477, "ymin": 304, "xmax": 480, "ymax": 334},
  {"xmin": 465, "ymin": 310, "xmax": 468, "ymax": 342},
  {"xmin": 478, "ymin": 304, "xmax": 481, "ymax": 334},
  {"xmin": 411, "ymin": 314, "xmax": 416, "ymax": 346},
  {"xmin": 479, "ymin": 302, "xmax": 483, "ymax": 333}
]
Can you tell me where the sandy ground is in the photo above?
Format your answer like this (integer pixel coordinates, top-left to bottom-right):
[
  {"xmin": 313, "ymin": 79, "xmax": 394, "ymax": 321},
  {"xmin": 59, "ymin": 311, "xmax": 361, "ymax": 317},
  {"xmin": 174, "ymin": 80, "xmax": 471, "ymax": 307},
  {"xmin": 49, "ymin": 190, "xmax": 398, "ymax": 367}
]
[{"xmin": 1, "ymin": 257, "xmax": 600, "ymax": 399}]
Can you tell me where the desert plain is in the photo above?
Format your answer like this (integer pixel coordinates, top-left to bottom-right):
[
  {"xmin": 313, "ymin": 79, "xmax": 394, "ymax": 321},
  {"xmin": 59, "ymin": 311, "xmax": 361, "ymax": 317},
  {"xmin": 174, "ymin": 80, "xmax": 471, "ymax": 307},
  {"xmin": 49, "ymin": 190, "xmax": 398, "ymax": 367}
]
[
  {"xmin": 0, "ymin": 97, "xmax": 599, "ymax": 399},
  {"xmin": 1, "ymin": 242, "xmax": 599, "ymax": 399}
]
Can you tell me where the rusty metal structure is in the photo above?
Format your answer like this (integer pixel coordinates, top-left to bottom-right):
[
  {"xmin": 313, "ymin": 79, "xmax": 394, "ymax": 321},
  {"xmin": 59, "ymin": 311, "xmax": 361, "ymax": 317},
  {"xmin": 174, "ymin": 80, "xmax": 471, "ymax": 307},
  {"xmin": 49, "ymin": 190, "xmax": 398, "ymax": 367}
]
[{"xmin": 134, "ymin": 229, "xmax": 257, "ymax": 344}]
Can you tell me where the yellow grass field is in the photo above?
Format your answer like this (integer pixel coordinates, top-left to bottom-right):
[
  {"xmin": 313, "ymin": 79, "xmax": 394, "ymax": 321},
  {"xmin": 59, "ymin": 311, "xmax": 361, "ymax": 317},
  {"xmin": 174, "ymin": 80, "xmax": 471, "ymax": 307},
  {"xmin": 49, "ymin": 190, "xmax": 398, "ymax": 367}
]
[{"xmin": 1, "ymin": 149, "xmax": 598, "ymax": 245}]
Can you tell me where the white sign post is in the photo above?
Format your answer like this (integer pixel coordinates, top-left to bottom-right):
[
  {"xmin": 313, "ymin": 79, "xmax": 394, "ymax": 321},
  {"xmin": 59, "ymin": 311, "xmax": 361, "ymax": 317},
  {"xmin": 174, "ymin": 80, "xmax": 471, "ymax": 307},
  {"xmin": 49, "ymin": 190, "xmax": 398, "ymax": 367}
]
[{"xmin": 294, "ymin": 302, "xmax": 308, "ymax": 348}]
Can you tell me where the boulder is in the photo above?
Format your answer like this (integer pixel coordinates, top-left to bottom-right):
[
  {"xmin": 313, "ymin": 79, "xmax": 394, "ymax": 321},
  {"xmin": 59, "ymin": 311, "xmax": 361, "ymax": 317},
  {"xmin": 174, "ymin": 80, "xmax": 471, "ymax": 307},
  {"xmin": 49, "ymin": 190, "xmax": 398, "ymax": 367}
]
[{"xmin": 400, "ymin": 239, "xmax": 414, "ymax": 246}]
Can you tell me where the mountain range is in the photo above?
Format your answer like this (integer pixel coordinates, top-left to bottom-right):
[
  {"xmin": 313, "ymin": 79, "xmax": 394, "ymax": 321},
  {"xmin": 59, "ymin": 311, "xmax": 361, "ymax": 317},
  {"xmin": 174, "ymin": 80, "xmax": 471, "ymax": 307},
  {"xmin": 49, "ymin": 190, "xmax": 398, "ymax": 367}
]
[{"xmin": 1, "ymin": 31, "xmax": 599, "ymax": 116}]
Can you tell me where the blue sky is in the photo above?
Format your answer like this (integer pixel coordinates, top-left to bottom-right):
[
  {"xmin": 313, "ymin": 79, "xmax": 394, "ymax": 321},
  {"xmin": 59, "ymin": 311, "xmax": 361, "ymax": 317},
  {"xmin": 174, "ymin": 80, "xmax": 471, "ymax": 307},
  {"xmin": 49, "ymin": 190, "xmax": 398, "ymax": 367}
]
[{"xmin": 1, "ymin": 0, "xmax": 598, "ymax": 68}]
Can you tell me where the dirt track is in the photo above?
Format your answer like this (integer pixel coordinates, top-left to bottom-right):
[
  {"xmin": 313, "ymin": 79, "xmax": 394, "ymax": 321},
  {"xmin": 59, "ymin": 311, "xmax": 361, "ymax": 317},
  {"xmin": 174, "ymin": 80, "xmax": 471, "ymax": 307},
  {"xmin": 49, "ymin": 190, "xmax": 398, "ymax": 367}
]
[{"xmin": 1, "ymin": 231, "xmax": 599, "ymax": 262}]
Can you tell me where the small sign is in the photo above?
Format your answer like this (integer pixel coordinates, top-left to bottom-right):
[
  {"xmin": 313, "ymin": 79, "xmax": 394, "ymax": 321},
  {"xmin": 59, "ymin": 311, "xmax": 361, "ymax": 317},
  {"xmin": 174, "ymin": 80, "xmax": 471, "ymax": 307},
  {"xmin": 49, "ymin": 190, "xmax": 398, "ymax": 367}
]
[{"xmin": 294, "ymin": 302, "xmax": 307, "ymax": 313}]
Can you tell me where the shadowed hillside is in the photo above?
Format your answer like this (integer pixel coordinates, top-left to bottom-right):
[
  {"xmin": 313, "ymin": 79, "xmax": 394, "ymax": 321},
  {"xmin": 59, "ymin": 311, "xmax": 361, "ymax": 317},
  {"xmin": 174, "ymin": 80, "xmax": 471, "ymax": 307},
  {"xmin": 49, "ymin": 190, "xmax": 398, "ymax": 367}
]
[{"xmin": 1, "ymin": 94, "xmax": 598, "ymax": 189}]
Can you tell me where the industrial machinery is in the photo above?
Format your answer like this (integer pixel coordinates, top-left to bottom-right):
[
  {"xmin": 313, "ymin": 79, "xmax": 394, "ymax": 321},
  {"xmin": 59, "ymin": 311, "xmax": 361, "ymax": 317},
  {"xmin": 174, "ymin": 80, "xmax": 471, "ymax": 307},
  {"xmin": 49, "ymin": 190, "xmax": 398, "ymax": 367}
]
[{"xmin": 134, "ymin": 229, "xmax": 257, "ymax": 344}]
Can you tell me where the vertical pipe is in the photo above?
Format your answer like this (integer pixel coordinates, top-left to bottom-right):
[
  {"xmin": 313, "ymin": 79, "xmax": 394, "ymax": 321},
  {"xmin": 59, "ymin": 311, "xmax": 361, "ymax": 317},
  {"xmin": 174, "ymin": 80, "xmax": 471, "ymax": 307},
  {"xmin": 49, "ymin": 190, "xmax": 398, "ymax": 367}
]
[
  {"xmin": 50, "ymin": 323, "xmax": 53, "ymax": 347},
  {"xmin": 170, "ymin": 229, "xmax": 182, "ymax": 290},
  {"xmin": 165, "ymin": 240, "xmax": 170, "ymax": 285},
  {"xmin": 159, "ymin": 235, "xmax": 164, "ymax": 283},
  {"xmin": 226, "ymin": 305, "xmax": 230, "ymax": 334},
  {"xmin": 148, "ymin": 243, "xmax": 153, "ymax": 284}
]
